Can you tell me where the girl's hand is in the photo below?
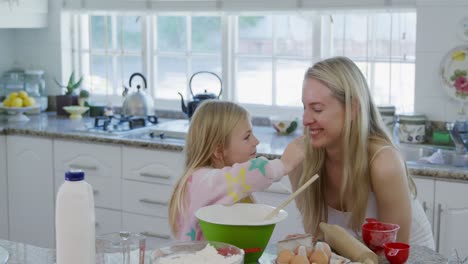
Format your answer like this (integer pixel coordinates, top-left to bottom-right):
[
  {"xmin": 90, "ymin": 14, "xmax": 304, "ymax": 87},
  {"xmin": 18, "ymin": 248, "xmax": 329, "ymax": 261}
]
[{"xmin": 280, "ymin": 135, "xmax": 305, "ymax": 174}]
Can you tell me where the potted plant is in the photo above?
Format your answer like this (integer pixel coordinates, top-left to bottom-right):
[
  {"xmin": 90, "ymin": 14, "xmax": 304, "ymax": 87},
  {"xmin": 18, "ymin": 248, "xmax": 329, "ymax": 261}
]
[
  {"xmin": 78, "ymin": 89, "xmax": 90, "ymax": 107},
  {"xmin": 54, "ymin": 71, "xmax": 83, "ymax": 116}
]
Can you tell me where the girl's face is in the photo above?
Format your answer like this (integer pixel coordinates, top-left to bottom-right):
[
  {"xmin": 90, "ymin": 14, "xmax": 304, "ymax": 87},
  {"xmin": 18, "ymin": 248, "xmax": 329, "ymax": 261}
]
[
  {"xmin": 302, "ymin": 78, "xmax": 346, "ymax": 149},
  {"xmin": 223, "ymin": 118, "xmax": 259, "ymax": 166}
]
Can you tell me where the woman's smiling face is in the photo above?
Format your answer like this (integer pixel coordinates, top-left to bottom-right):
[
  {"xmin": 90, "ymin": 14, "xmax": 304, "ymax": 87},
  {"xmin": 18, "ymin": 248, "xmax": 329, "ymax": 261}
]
[{"xmin": 302, "ymin": 78, "xmax": 346, "ymax": 149}]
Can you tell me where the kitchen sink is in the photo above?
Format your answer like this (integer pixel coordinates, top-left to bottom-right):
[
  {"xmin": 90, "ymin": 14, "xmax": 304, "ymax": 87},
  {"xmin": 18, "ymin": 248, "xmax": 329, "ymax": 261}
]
[{"xmin": 399, "ymin": 144, "xmax": 468, "ymax": 168}]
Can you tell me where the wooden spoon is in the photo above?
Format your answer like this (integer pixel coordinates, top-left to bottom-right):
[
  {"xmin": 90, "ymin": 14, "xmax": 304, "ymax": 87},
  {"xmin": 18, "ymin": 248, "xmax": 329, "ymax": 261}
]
[{"xmin": 264, "ymin": 174, "xmax": 319, "ymax": 220}]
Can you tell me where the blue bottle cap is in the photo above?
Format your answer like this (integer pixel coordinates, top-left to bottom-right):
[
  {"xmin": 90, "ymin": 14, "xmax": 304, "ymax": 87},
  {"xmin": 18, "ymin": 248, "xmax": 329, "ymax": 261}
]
[{"xmin": 65, "ymin": 170, "xmax": 85, "ymax": 181}]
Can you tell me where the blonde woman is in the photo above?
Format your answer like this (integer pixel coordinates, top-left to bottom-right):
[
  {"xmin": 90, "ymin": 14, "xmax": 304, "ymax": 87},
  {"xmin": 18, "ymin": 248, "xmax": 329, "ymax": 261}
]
[
  {"xmin": 169, "ymin": 100, "xmax": 304, "ymax": 241},
  {"xmin": 291, "ymin": 57, "xmax": 434, "ymax": 249}
]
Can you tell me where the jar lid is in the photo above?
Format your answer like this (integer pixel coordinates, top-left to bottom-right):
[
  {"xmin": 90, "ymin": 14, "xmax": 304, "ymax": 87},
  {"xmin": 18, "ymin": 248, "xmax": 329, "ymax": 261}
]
[
  {"xmin": 377, "ymin": 105, "xmax": 396, "ymax": 114},
  {"xmin": 398, "ymin": 112, "xmax": 426, "ymax": 121},
  {"xmin": 25, "ymin": 70, "xmax": 44, "ymax": 76}
]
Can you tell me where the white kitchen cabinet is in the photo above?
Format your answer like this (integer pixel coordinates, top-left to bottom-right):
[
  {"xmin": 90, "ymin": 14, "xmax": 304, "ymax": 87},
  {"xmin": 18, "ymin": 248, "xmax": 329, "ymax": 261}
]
[
  {"xmin": 0, "ymin": 136, "xmax": 8, "ymax": 240},
  {"xmin": 6, "ymin": 135, "xmax": 54, "ymax": 248},
  {"xmin": 122, "ymin": 212, "xmax": 171, "ymax": 249},
  {"xmin": 413, "ymin": 177, "xmax": 435, "ymax": 231},
  {"xmin": 54, "ymin": 140, "xmax": 122, "ymax": 210},
  {"xmin": 434, "ymin": 180, "xmax": 468, "ymax": 257},
  {"xmin": 95, "ymin": 208, "xmax": 122, "ymax": 236},
  {"xmin": 0, "ymin": 0, "xmax": 48, "ymax": 28}
]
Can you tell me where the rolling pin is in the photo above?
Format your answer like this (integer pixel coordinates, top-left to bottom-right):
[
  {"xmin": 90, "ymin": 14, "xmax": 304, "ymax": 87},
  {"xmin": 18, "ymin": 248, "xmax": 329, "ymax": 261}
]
[{"xmin": 319, "ymin": 222, "xmax": 378, "ymax": 264}]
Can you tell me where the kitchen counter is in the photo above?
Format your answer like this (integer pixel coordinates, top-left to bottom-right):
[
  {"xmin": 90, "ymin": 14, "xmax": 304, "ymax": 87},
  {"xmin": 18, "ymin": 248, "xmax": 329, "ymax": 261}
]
[
  {"xmin": 0, "ymin": 239, "xmax": 448, "ymax": 264},
  {"xmin": 0, "ymin": 112, "xmax": 467, "ymax": 181}
]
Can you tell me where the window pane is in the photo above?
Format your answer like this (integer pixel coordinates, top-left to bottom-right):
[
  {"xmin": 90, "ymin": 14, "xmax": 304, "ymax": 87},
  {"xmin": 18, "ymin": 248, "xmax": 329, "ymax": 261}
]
[
  {"xmin": 276, "ymin": 60, "xmax": 309, "ymax": 106},
  {"xmin": 117, "ymin": 16, "xmax": 142, "ymax": 51},
  {"xmin": 238, "ymin": 16, "xmax": 272, "ymax": 54},
  {"xmin": 236, "ymin": 58, "xmax": 272, "ymax": 105},
  {"xmin": 192, "ymin": 16, "xmax": 221, "ymax": 53},
  {"xmin": 343, "ymin": 15, "xmax": 368, "ymax": 58},
  {"xmin": 372, "ymin": 62, "xmax": 391, "ymax": 105},
  {"xmin": 374, "ymin": 13, "xmax": 392, "ymax": 58},
  {"xmin": 91, "ymin": 16, "xmax": 112, "ymax": 50},
  {"xmin": 117, "ymin": 55, "xmax": 143, "ymax": 90},
  {"xmin": 191, "ymin": 57, "xmax": 222, "ymax": 97},
  {"xmin": 390, "ymin": 63, "xmax": 415, "ymax": 112},
  {"xmin": 390, "ymin": 12, "xmax": 416, "ymax": 60},
  {"xmin": 90, "ymin": 55, "xmax": 112, "ymax": 95},
  {"xmin": 156, "ymin": 57, "xmax": 186, "ymax": 99},
  {"xmin": 157, "ymin": 16, "xmax": 187, "ymax": 52},
  {"xmin": 332, "ymin": 14, "xmax": 345, "ymax": 56},
  {"xmin": 275, "ymin": 15, "xmax": 313, "ymax": 56}
]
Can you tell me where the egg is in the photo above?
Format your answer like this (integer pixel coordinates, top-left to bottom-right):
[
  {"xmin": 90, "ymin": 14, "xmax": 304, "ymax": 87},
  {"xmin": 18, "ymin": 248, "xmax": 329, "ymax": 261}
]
[
  {"xmin": 309, "ymin": 248, "xmax": 329, "ymax": 264},
  {"xmin": 293, "ymin": 245, "xmax": 313, "ymax": 257},
  {"xmin": 291, "ymin": 254, "xmax": 310, "ymax": 264},
  {"xmin": 276, "ymin": 249, "xmax": 295, "ymax": 264},
  {"xmin": 315, "ymin": 241, "xmax": 332, "ymax": 259}
]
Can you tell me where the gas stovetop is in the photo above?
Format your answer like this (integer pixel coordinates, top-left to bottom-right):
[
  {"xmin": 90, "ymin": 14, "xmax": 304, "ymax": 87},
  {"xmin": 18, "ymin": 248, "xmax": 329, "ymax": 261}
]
[{"xmin": 77, "ymin": 115, "xmax": 159, "ymax": 135}]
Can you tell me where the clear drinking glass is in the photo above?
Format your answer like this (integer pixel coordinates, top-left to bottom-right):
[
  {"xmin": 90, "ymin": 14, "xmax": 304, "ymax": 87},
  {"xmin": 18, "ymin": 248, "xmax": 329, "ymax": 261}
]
[{"xmin": 96, "ymin": 231, "xmax": 146, "ymax": 264}]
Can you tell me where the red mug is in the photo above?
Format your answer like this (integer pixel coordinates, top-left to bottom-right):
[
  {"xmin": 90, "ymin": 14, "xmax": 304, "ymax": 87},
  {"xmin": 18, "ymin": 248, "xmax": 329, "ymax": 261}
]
[
  {"xmin": 362, "ymin": 218, "xmax": 400, "ymax": 255},
  {"xmin": 384, "ymin": 242, "xmax": 410, "ymax": 264}
]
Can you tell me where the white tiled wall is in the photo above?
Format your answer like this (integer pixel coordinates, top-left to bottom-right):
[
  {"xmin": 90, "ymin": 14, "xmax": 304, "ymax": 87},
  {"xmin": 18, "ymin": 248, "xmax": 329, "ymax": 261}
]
[
  {"xmin": 0, "ymin": 29, "xmax": 14, "ymax": 75},
  {"xmin": 415, "ymin": 2, "xmax": 468, "ymax": 121}
]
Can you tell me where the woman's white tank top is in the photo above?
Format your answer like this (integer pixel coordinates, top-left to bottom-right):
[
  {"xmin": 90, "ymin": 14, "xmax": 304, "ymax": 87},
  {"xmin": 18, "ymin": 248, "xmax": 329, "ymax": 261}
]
[{"xmin": 327, "ymin": 192, "xmax": 435, "ymax": 249}]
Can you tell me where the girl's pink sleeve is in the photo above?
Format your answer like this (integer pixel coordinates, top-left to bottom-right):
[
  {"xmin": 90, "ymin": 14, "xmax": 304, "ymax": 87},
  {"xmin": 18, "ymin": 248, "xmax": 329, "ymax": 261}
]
[{"xmin": 190, "ymin": 157, "xmax": 286, "ymax": 204}]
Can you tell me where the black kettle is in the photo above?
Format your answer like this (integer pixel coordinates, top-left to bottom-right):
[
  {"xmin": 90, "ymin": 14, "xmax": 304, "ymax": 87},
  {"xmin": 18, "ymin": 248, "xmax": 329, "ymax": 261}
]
[{"xmin": 178, "ymin": 71, "xmax": 222, "ymax": 118}]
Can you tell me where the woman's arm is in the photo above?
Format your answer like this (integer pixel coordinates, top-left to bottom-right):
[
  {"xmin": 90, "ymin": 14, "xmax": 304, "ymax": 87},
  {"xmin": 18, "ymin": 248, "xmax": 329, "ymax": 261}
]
[{"xmin": 370, "ymin": 147, "xmax": 412, "ymax": 243}]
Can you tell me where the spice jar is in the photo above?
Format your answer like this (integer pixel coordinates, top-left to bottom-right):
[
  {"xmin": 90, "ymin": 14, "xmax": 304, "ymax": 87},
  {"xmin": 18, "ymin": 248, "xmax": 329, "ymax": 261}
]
[
  {"xmin": 397, "ymin": 113, "xmax": 427, "ymax": 144},
  {"xmin": 378, "ymin": 105, "xmax": 396, "ymax": 134}
]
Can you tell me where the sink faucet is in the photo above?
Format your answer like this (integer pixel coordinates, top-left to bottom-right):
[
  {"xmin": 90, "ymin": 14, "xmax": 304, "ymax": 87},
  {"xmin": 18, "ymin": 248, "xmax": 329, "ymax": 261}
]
[{"xmin": 446, "ymin": 121, "xmax": 468, "ymax": 154}]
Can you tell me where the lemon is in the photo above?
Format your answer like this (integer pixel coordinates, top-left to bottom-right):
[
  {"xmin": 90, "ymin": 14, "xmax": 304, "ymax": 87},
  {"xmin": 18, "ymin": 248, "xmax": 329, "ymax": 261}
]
[
  {"xmin": 23, "ymin": 97, "xmax": 35, "ymax": 107},
  {"xmin": 2, "ymin": 98, "xmax": 11, "ymax": 107},
  {"xmin": 7, "ymin": 92, "xmax": 18, "ymax": 100},
  {"xmin": 452, "ymin": 50, "xmax": 466, "ymax": 61},
  {"xmin": 11, "ymin": 97, "xmax": 23, "ymax": 108},
  {"xmin": 18, "ymin": 91, "xmax": 28, "ymax": 99}
]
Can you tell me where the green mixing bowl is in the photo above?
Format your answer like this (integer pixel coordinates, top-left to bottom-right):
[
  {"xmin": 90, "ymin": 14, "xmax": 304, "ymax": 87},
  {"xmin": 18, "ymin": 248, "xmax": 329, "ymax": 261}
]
[{"xmin": 195, "ymin": 203, "xmax": 288, "ymax": 263}]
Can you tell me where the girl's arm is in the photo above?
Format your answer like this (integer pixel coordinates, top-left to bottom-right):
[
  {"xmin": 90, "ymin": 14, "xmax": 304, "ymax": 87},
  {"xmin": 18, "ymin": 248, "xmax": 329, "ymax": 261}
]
[{"xmin": 370, "ymin": 147, "xmax": 412, "ymax": 243}]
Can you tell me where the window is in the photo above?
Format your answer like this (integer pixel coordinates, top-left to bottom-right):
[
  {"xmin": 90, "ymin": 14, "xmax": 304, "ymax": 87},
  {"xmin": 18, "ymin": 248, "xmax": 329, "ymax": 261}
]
[{"xmin": 70, "ymin": 10, "xmax": 416, "ymax": 114}]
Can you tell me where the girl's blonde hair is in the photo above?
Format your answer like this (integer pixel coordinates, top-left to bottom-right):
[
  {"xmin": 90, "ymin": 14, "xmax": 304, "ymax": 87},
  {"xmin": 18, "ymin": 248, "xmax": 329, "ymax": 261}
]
[
  {"xmin": 297, "ymin": 56, "xmax": 416, "ymax": 234},
  {"xmin": 168, "ymin": 100, "xmax": 250, "ymax": 236}
]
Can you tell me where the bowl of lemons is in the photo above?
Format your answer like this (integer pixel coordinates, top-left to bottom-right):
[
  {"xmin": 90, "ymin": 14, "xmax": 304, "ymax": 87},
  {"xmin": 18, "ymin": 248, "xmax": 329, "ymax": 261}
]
[{"xmin": 0, "ymin": 91, "xmax": 39, "ymax": 122}]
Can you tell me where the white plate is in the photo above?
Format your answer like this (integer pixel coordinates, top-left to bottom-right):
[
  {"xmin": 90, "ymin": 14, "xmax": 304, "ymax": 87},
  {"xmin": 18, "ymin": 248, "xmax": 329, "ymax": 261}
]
[
  {"xmin": 440, "ymin": 45, "xmax": 468, "ymax": 102},
  {"xmin": 0, "ymin": 103, "xmax": 40, "ymax": 122},
  {"xmin": 0, "ymin": 246, "xmax": 8, "ymax": 264}
]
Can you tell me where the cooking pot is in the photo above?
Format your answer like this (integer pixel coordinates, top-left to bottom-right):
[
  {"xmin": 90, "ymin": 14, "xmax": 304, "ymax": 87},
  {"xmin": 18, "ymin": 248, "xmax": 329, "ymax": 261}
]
[
  {"xmin": 178, "ymin": 71, "xmax": 222, "ymax": 118},
  {"xmin": 122, "ymin": 73, "xmax": 154, "ymax": 116}
]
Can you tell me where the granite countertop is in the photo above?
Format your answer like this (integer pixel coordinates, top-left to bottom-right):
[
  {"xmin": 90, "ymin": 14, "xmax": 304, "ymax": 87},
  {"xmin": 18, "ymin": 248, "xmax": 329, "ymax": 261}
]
[
  {"xmin": 0, "ymin": 239, "xmax": 448, "ymax": 264},
  {"xmin": 1, "ymin": 112, "xmax": 467, "ymax": 181}
]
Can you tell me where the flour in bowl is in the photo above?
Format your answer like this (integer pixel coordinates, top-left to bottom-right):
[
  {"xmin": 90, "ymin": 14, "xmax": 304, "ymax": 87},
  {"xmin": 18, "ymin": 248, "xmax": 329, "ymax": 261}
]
[{"xmin": 157, "ymin": 244, "xmax": 242, "ymax": 264}]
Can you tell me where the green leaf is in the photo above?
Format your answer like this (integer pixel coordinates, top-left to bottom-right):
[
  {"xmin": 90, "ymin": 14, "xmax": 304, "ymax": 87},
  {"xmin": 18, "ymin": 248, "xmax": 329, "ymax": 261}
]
[
  {"xmin": 53, "ymin": 78, "xmax": 66, "ymax": 89},
  {"xmin": 67, "ymin": 72, "xmax": 75, "ymax": 89},
  {"xmin": 286, "ymin": 120, "xmax": 298, "ymax": 134},
  {"xmin": 72, "ymin": 76, "xmax": 83, "ymax": 90}
]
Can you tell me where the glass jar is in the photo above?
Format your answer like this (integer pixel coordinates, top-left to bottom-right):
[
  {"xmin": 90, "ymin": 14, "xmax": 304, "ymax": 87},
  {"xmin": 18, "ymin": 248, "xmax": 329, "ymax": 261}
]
[
  {"xmin": 1, "ymin": 69, "xmax": 25, "ymax": 95},
  {"xmin": 378, "ymin": 105, "xmax": 396, "ymax": 134},
  {"xmin": 24, "ymin": 70, "xmax": 45, "ymax": 97},
  {"xmin": 397, "ymin": 113, "xmax": 427, "ymax": 144}
]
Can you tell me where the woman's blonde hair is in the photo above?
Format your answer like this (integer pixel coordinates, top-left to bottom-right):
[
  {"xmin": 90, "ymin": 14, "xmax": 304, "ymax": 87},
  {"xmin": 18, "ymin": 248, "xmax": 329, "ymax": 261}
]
[
  {"xmin": 168, "ymin": 100, "xmax": 250, "ymax": 236},
  {"xmin": 296, "ymin": 56, "xmax": 416, "ymax": 234}
]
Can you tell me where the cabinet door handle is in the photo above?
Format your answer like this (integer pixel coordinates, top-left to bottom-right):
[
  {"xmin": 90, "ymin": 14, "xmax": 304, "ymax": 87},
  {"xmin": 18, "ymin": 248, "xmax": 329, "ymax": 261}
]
[
  {"xmin": 436, "ymin": 203, "xmax": 443, "ymax": 252},
  {"xmin": 93, "ymin": 189, "xmax": 99, "ymax": 195},
  {"xmin": 69, "ymin": 164, "xmax": 97, "ymax": 171},
  {"xmin": 422, "ymin": 201, "xmax": 428, "ymax": 212},
  {"xmin": 139, "ymin": 172, "xmax": 170, "ymax": 180},
  {"xmin": 95, "ymin": 221, "xmax": 99, "ymax": 227},
  {"xmin": 140, "ymin": 231, "xmax": 170, "ymax": 239},
  {"xmin": 139, "ymin": 198, "xmax": 168, "ymax": 206}
]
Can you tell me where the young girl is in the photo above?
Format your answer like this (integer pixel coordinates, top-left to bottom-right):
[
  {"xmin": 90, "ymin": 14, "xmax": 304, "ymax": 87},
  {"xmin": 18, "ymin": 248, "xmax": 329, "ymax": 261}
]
[{"xmin": 168, "ymin": 100, "xmax": 304, "ymax": 241}]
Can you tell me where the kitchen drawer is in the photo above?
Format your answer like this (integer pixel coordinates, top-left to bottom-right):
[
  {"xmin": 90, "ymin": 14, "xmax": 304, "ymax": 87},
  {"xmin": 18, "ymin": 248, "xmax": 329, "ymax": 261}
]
[
  {"xmin": 95, "ymin": 208, "xmax": 122, "ymax": 236},
  {"xmin": 122, "ymin": 180, "xmax": 172, "ymax": 217},
  {"xmin": 122, "ymin": 213, "xmax": 171, "ymax": 249},
  {"xmin": 122, "ymin": 147, "xmax": 183, "ymax": 185}
]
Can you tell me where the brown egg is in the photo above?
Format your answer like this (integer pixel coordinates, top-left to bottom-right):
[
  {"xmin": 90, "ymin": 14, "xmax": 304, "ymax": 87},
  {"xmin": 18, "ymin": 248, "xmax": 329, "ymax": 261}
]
[
  {"xmin": 293, "ymin": 245, "xmax": 313, "ymax": 257},
  {"xmin": 291, "ymin": 254, "xmax": 310, "ymax": 264},
  {"xmin": 309, "ymin": 249, "xmax": 329, "ymax": 264},
  {"xmin": 276, "ymin": 249, "xmax": 295, "ymax": 264},
  {"xmin": 315, "ymin": 241, "xmax": 332, "ymax": 259}
]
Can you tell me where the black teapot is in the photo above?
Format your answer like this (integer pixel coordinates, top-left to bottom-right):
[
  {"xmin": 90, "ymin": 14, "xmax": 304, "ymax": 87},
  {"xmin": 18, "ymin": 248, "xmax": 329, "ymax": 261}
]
[{"xmin": 178, "ymin": 71, "xmax": 222, "ymax": 118}]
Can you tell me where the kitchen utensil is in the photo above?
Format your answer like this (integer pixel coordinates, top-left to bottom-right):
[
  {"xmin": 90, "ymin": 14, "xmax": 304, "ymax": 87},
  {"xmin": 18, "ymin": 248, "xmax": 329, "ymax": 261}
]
[
  {"xmin": 63, "ymin": 106, "xmax": 89, "ymax": 120},
  {"xmin": 178, "ymin": 71, "xmax": 222, "ymax": 118},
  {"xmin": 0, "ymin": 246, "xmax": 8, "ymax": 264},
  {"xmin": 195, "ymin": 203, "xmax": 287, "ymax": 263},
  {"xmin": 0, "ymin": 103, "xmax": 39, "ymax": 122},
  {"xmin": 152, "ymin": 240, "xmax": 244, "ymax": 264},
  {"xmin": 122, "ymin": 73, "xmax": 154, "ymax": 116},
  {"xmin": 440, "ymin": 45, "xmax": 468, "ymax": 102},
  {"xmin": 384, "ymin": 242, "xmax": 410, "ymax": 264},
  {"xmin": 264, "ymin": 174, "xmax": 319, "ymax": 220},
  {"xmin": 319, "ymin": 222, "xmax": 379, "ymax": 264},
  {"xmin": 96, "ymin": 231, "xmax": 146, "ymax": 264},
  {"xmin": 362, "ymin": 218, "xmax": 400, "ymax": 255}
]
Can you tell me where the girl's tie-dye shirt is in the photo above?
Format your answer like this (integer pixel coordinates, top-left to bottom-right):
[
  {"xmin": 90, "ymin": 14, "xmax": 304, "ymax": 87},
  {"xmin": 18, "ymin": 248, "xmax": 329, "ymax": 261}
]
[{"xmin": 175, "ymin": 157, "xmax": 286, "ymax": 241}]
